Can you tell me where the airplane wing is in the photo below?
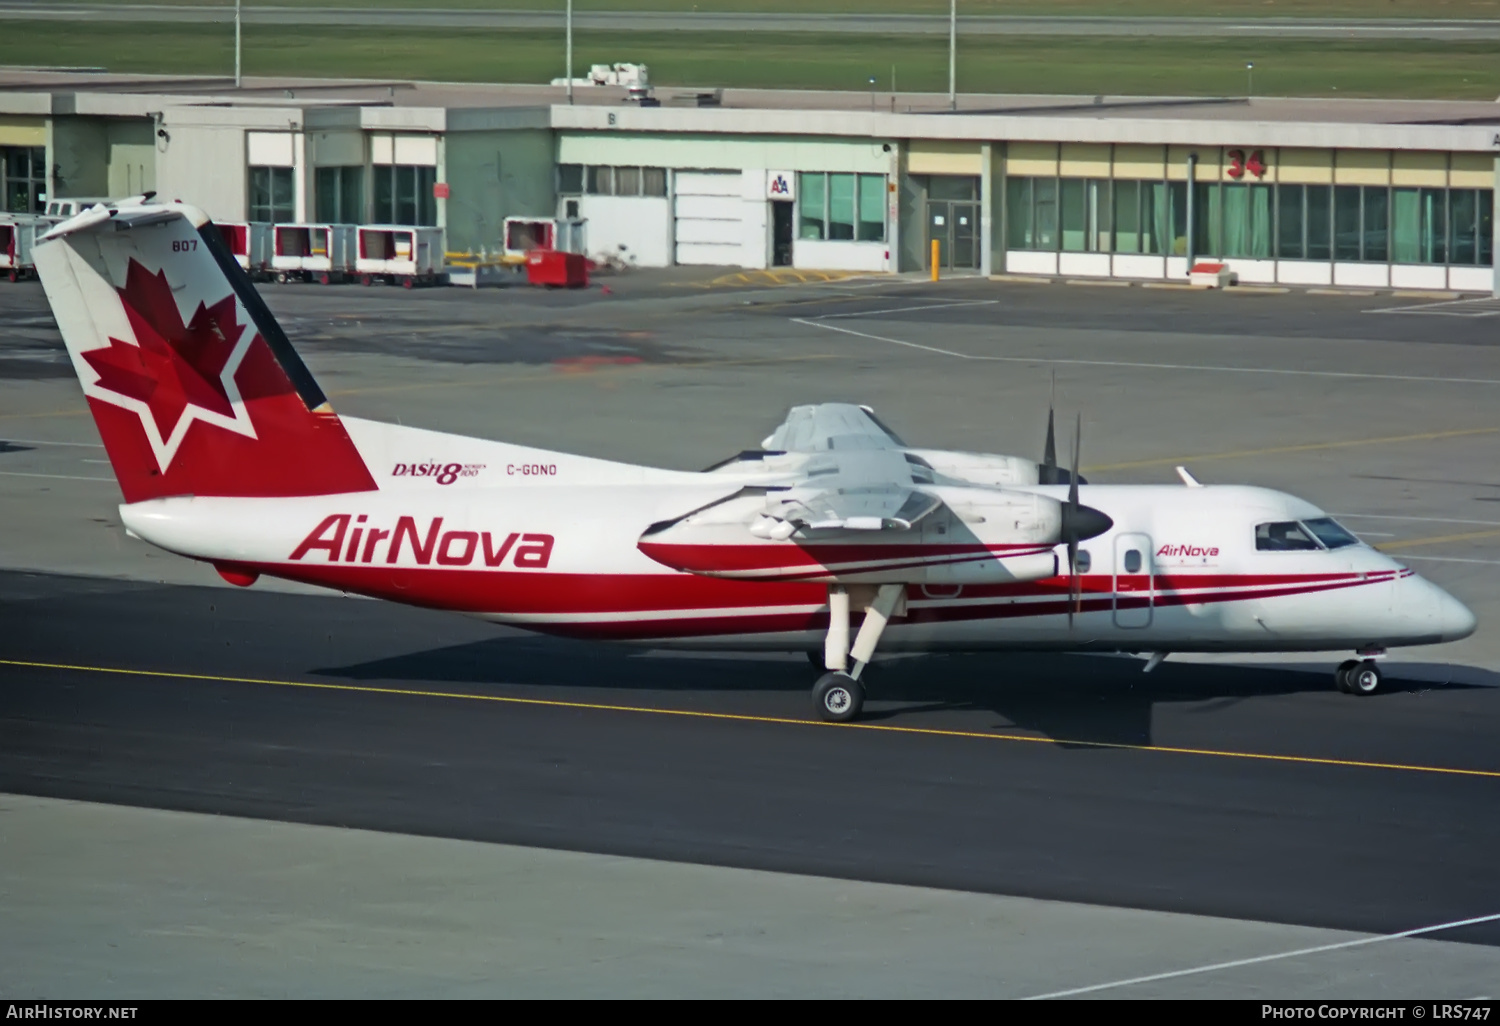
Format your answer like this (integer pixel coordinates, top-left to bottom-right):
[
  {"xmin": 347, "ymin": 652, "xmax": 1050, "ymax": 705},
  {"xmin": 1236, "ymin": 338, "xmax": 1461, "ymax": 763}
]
[
  {"xmin": 761, "ymin": 403, "xmax": 905, "ymax": 453},
  {"xmin": 767, "ymin": 485, "xmax": 942, "ymax": 532},
  {"xmin": 755, "ymin": 448, "xmax": 940, "ymax": 534},
  {"xmin": 743, "ymin": 405, "xmax": 934, "ymax": 532}
]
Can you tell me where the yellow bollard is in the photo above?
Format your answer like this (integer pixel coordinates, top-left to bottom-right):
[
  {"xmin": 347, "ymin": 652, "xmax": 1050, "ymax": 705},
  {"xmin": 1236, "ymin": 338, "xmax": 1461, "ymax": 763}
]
[{"xmin": 930, "ymin": 238, "xmax": 940, "ymax": 282}]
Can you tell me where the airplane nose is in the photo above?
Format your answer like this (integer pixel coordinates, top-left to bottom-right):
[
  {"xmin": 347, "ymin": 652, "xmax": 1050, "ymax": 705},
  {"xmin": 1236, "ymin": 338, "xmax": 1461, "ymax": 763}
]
[
  {"xmin": 1405, "ymin": 574, "xmax": 1478, "ymax": 642},
  {"xmin": 1433, "ymin": 585, "xmax": 1478, "ymax": 642}
]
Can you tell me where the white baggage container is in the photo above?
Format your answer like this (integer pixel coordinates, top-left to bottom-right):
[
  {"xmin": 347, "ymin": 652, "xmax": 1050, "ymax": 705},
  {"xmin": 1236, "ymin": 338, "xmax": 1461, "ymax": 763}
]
[
  {"xmin": 356, "ymin": 225, "xmax": 444, "ymax": 286},
  {"xmin": 217, "ymin": 221, "xmax": 272, "ymax": 277},
  {"xmin": 0, "ymin": 215, "xmax": 54, "ymax": 282},
  {"xmin": 271, "ymin": 223, "xmax": 357, "ymax": 283},
  {"xmin": 502, "ymin": 216, "xmax": 586, "ymax": 260}
]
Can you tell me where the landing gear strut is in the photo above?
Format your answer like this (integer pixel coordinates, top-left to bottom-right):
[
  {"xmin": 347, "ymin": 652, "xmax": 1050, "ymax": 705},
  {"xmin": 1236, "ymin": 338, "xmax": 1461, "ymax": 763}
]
[
  {"xmin": 813, "ymin": 583, "xmax": 904, "ymax": 722},
  {"xmin": 1334, "ymin": 658, "xmax": 1383, "ymax": 696}
]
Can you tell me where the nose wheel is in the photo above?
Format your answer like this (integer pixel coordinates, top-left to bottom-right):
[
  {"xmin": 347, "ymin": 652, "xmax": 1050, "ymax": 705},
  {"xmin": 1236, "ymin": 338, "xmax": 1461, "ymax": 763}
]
[{"xmin": 1334, "ymin": 658, "xmax": 1383, "ymax": 696}]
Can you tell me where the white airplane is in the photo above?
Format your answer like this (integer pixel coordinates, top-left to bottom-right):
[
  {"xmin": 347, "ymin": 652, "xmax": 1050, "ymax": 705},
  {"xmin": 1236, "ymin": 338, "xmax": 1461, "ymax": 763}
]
[{"xmin": 31, "ymin": 201, "xmax": 1477, "ymax": 722}]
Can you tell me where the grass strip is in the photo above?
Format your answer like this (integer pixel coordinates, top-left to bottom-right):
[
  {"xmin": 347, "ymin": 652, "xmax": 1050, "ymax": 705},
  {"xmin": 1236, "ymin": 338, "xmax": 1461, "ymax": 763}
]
[
  {"xmin": 3, "ymin": 23, "xmax": 1498, "ymax": 99},
  {"xmin": 57, "ymin": 0, "xmax": 1500, "ymax": 18}
]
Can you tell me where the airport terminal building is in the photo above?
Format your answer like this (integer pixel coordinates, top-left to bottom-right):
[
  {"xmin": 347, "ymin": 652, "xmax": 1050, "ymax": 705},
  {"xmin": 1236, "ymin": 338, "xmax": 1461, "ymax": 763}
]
[{"xmin": 2, "ymin": 73, "xmax": 1496, "ymax": 292}]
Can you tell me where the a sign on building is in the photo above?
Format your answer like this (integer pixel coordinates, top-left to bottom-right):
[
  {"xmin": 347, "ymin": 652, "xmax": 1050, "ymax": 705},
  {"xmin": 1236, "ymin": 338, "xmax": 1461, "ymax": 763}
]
[
  {"xmin": 767, "ymin": 171, "xmax": 795, "ymax": 200},
  {"xmin": 1226, "ymin": 149, "xmax": 1268, "ymax": 179}
]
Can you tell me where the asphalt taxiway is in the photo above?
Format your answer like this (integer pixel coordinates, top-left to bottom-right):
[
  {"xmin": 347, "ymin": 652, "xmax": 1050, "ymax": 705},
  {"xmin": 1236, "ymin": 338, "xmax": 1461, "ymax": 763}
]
[{"xmin": 2, "ymin": 270, "xmax": 1499, "ymax": 996}]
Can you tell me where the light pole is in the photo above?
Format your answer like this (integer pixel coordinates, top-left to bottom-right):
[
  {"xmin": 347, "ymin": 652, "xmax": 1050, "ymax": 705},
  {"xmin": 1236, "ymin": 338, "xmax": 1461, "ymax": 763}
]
[
  {"xmin": 948, "ymin": 0, "xmax": 956, "ymax": 110},
  {"xmin": 1246, "ymin": 61, "xmax": 1254, "ymax": 99},
  {"xmin": 234, "ymin": 0, "xmax": 241, "ymax": 88},
  {"xmin": 566, "ymin": 0, "xmax": 574, "ymax": 105},
  {"xmin": 869, "ymin": 75, "xmax": 876, "ymax": 112}
]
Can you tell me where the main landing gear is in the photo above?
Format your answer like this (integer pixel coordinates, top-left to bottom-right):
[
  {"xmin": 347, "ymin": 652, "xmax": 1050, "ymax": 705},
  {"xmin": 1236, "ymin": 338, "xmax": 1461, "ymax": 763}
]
[
  {"xmin": 1334, "ymin": 657, "xmax": 1384, "ymax": 696},
  {"xmin": 812, "ymin": 583, "xmax": 904, "ymax": 722}
]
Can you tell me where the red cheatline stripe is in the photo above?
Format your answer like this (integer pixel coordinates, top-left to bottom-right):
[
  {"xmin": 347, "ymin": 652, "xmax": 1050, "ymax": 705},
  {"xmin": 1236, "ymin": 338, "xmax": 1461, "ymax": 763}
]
[{"xmin": 243, "ymin": 560, "xmax": 1397, "ymax": 629}]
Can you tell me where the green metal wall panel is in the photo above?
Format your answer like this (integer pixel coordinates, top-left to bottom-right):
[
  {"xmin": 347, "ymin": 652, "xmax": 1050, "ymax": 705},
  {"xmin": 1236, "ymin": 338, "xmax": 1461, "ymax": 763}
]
[{"xmin": 444, "ymin": 128, "xmax": 556, "ymax": 253}]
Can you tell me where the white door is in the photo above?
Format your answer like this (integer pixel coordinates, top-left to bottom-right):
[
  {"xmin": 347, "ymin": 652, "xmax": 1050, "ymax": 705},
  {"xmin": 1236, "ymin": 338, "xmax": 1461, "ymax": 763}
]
[
  {"xmin": 1112, "ymin": 533, "xmax": 1154, "ymax": 629},
  {"xmin": 674, "ymin": 170, "xmax": 743, "ymax": 266}
]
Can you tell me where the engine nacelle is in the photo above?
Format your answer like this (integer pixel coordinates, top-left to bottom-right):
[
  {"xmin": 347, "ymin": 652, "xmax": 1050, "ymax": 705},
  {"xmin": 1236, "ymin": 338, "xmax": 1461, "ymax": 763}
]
[
  {"xmin": 638, "ymin": 489, "xmax": 1065, "ymax": 584},
  {"xmin": 638, "ymin": 521, "xmax": 1059, "ymax": 584},
  {"xmin": 905, "ymin": 449, "xmax": 1041, "ymax": 488}
]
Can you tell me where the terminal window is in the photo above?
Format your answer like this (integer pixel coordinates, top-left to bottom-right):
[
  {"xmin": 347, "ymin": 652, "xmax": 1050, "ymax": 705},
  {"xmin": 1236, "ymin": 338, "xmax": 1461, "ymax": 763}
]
[
  {"xmin": 1007, "ymin": 173, "xmax": 1492, "ymax": 268},
  {"xmin": 566, "ymin": 165, "xmax": 667, "ymax": 197},
  {"xmin": 2, "ymin": 145, "xmax": 46, "ymax": 213},
  {"xmin": 315, "ymin": 166, "xmax": 364, "ymax": 224},
  {"xmin": 248, "ymin": 166, "xmax": 294, "ymax": 223},
  {"xmin": 374, "ymin": 165, "xmax": 436, "ymax": 226},
  {"xmin": 797, "ymin": 172, "xmax": 885, "ymax": 242}
]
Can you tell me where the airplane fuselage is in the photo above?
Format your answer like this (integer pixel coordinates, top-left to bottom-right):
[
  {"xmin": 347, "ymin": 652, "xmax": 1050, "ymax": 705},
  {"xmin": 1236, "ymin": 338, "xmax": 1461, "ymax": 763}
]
[{"xmin": 120, "ymin": 472, "xmax": 1475, "ymax": 656}]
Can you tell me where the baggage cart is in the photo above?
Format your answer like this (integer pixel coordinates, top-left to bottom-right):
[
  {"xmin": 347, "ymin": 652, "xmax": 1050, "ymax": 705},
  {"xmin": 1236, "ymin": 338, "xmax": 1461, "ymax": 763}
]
[
  {"xmin": 217, "ymin": 221, "xmax": 272, "ymax": 278},
  {"xmin": 0, "ymin": 215, "xmax": 53, "ymax": 282},
  {"xmin": 271, "ymin": 223, "xmax": 357, "ymax": 283},
  {"xmin": 503, "ymin": 216, "xmax": 585, "ymax": 262},
  {"xmin": 356, "ymin": 225, "xmax": 444, "ymax": 287}
]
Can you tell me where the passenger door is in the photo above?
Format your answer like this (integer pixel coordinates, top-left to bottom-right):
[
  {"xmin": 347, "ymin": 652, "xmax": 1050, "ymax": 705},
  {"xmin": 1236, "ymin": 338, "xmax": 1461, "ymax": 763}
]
[{"xmin": 1112, "ymin": 532, "xmax": 1154, "ymax": 628}]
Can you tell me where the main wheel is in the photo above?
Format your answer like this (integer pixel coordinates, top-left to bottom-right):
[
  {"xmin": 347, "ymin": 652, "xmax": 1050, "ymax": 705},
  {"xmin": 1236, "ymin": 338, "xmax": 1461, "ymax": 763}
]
[
  {"xmin": 813, "ymin": 672, "xmax": 864, "ymax": 723},
  {"xmin": 1334, "ymin": 659, "xmax": 1360, "ymax": 694},
  {"xmin": 1348, "ymin": 660, "xmax": 1383, "ymax": 696}
]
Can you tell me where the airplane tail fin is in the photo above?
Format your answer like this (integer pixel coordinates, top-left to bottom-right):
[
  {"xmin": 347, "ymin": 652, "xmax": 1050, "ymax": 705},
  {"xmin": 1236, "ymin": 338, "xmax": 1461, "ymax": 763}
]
[{"xmin": 33, "ymin": 201, "xmax": 376, "ymax": 503}]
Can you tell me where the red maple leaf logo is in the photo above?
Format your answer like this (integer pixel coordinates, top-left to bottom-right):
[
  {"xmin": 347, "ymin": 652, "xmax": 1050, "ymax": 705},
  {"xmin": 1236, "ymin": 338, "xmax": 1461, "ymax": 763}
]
[{"xmin": 82, "ymin": 260, "xmax": 244, "ymax": 440}]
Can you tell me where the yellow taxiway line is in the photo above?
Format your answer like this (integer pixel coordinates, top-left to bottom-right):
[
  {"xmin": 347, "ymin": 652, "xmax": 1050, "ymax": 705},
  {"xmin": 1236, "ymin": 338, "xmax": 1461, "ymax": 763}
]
[
  {"xmin": 1088, "ymin": 425, "xmax": 1500, "ymax": 473},
  {"xmin": 3, "ymin": 658, "xmax": 1497, "ymax": 781},
  {"xmin": 1376, "ymin": 527, "xmax": 1500, "ymax": 552}
]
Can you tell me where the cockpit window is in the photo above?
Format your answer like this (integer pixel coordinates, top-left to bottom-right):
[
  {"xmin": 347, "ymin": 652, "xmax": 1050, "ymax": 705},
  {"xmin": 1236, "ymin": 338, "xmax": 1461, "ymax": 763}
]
[
  {"xmin": 1303, "ymin": 517, "xmax": 1359, "ymax": 550},
  {"xmin": 1255, "ymin": 521, "xmax": 1322, "ymax": 551}
]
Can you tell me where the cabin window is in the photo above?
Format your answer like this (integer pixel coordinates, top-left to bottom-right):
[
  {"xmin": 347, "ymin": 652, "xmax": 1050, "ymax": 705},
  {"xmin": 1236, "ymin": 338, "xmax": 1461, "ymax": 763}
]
[
  {"xmin": 1303, "ymin": 517, "xmax": 1359, "ymax": 550},
  {"xmin": 1255, "ymin": 521, "xmax": 1321, "ymax": 551},
  {"xmin": 1122, "ymin": 549, "xmax": 1142, "ymax": 573},
  {"xmin": 1074, "ymin": 550, "xmax": 1091, "ymax": 573}
]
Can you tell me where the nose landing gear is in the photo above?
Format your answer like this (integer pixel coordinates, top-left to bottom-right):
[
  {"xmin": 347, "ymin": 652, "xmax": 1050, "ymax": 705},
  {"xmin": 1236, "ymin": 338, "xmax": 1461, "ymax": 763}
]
[{"xmin": 1334, "ymin": 658, "xmax": 1384, "ymax": 696}]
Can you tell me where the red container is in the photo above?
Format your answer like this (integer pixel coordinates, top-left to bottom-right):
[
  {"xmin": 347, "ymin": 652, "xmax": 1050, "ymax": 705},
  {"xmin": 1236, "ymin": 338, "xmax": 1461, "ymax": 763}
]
[{"xmin": 525, "ymin": 248, "xmax": 589, "ymax": 288}]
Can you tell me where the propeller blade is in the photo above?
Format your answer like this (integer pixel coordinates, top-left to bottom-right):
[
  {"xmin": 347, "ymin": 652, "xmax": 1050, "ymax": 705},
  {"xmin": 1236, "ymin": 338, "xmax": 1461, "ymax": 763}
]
[
  {"xmin": 1066, "ymin": 536, "xmax": 1077, "ymax": 627},
  {"xmin": 1041, "ymin": 372, "xmax": 1057, "ymax": 475},
  {"xmin": 1069, "ymin": 413, "xmax": 1081, "ymax": 512},
  {"xmin": 1067, "ymin": 414, "xmax": 1085, "ymax": 625}
]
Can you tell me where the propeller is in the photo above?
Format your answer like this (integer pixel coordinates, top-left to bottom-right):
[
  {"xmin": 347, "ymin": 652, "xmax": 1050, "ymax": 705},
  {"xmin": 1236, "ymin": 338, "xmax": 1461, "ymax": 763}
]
[
  {"xmin": 1038, "ymin": 372, "xmax": 1088, "ymax": 487},
  {"xmin": 1040, "ymin": 373, "xmax": 1058, "ymax": 482},
  {"xmin": 1058, "ymin": 413, "xmax": 1114, "ymax": 627},
  {"xmin": 1067, "ymin": 415, "xmax": 1081, "ymax": 625}
]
